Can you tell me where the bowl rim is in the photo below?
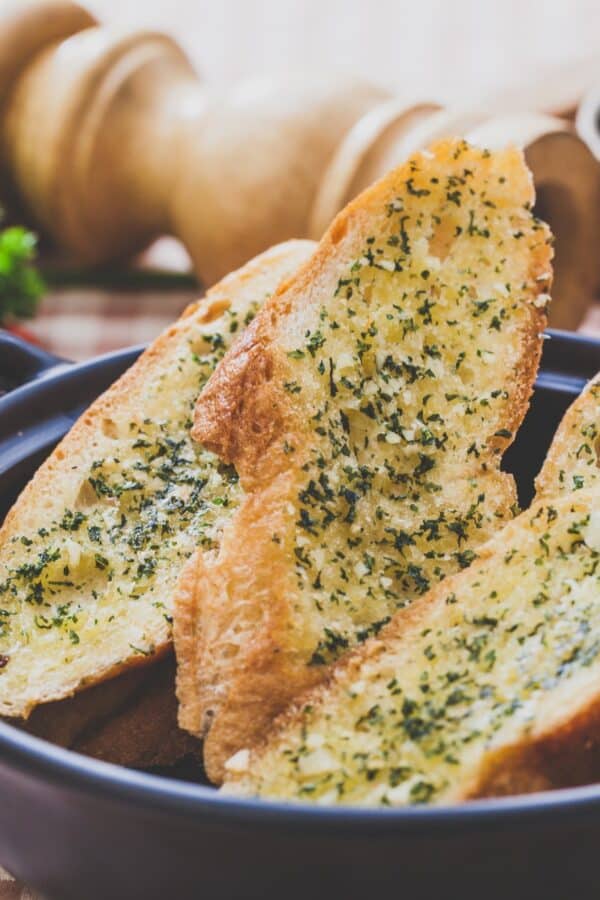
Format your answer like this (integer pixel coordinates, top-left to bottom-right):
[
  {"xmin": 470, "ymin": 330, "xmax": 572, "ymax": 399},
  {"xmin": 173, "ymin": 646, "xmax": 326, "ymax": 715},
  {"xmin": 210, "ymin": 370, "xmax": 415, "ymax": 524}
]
[
  {"xmin": 1, "ymin": 327, "xmax": 600, "ymax": 833},
  {"xmin": 1, "ymin": 717, "xmax": 600, "ymax": 833}
]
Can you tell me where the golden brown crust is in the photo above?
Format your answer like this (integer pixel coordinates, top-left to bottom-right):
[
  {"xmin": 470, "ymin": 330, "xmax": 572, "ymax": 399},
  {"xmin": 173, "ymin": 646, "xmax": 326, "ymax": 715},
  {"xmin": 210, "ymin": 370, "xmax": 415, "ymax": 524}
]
[
  {"xmin": 223, "ymin": 488, "xmax": 600, "ymax": 804},
  {"xmin": 187, "ymin": 475, "xmax": 329, "ymax": 778},
  {"xmin": 0, "ymin": 239, "xmax": 315, "ymax": 717},
  {"xmin": 194, "ymin": 333, "xmax": 303, "ymax": 480},
  {"xmin": 16, "ymin": 666, "xmax": 150, "ymax": 750},
  {"xmin": 183, "ymin": 139, "xmax": 552, "ymax": 783},
  {"xmin": 0, "ymin": 239, "xmax": 316, "ymax": 545}
]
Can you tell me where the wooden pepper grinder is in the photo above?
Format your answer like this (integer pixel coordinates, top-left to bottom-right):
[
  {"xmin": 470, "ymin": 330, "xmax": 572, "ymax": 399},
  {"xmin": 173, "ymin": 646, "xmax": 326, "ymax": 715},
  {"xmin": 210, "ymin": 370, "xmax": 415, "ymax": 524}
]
[
  {"xmin": 0, "ymin": 1, "xmax": 389, "ymax": 285},
  {"xmin": 0, "ymin": 1, "xmax": 599, "ymax": 329},
  {"xmin": 312, "ymin": 101, "xmax": 600, "ymax": 331}
]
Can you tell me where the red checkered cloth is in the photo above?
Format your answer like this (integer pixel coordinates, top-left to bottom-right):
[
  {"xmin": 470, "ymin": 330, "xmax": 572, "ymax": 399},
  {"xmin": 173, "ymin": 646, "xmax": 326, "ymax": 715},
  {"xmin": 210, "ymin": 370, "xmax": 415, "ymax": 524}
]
[
  {"xmin": 0, "ymin": 872, "xmax": 35, "ymax": 899},
  {"xmin": 27, "ymin": 284, "xmax": 200, "ymax": 361},
  {"xmin": 23, "ymin": 239, "xmax": 201, "ymax": 361}
]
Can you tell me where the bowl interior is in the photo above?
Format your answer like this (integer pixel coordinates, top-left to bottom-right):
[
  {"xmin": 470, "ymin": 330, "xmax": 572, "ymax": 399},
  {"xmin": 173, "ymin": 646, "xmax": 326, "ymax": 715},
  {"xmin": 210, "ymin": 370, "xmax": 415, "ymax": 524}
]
[{"xmin": 0, "ymin": 331, "xmax": 598, "ymax": 806}]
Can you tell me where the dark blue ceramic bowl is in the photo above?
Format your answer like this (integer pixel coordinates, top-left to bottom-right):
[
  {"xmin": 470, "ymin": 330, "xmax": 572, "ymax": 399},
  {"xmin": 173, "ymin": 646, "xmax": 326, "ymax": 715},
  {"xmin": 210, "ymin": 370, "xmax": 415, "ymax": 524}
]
[{"xmin": 0, "ymin": 328, "xmax": 599, "ymax": 900}]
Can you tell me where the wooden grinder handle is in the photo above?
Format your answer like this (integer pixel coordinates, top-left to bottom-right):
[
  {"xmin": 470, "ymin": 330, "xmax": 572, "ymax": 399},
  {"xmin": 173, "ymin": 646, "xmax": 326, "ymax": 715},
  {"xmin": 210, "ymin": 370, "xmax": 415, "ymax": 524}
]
[{"xmin": 0, "ymin": 1, "xmax": 598, "ymax": 329}]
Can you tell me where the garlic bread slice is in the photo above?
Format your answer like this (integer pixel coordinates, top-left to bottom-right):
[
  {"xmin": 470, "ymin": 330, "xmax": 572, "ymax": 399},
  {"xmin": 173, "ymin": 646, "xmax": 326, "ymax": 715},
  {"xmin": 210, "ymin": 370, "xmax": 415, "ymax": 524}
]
[
  {"xmin": 535, "ymin": 373, "xmax": 600, "ymax": 500},
  {"xmin": 177, "ymin": 139, "xmax": 553, "ymax": 781},
  {"xmin": 223, "ymin": 486, "xmax": 600, "ymax": 805},
  {"xmin": 0, "ymin": 240, "xmax": 315, "ymax": 718},
  {"xmin": 224, "ymin": 373, "xmax": 600, "ymax": 805}
]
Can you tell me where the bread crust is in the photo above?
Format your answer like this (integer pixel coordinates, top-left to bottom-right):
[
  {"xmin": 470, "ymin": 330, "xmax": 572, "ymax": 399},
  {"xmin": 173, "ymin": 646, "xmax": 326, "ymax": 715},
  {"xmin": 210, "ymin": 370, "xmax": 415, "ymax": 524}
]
[
  {"xmin": 0, "ymin": 240, "xmax": 315, "ymax": 717},
  {"xmin": 223, "ymin": 487, "xmax": 600, "ymax": 804},
  {"xmin": 181, "ymin": 139, "xmax": 553, "ymax": 782},
  {"xmin": 222, "ymin": 377, "xmax": 600, "ymax": 804}
]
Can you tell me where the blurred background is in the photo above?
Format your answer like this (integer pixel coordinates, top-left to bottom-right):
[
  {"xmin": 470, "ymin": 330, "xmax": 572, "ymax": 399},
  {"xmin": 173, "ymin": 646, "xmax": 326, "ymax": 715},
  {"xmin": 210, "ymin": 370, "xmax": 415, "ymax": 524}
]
[
  {"xmin": 85, "ymin": 0, "xmax": 600, "ymax": 106},
  {"xmin": 2, "ymin": 0, "xmax": 600, "ymax": 359}
]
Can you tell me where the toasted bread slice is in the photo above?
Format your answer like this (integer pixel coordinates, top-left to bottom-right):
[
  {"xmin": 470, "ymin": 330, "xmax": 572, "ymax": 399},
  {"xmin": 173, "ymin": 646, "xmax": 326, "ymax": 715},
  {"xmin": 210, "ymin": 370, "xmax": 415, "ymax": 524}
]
[
  {"xmin": 223, "ymin": 485, "xmax": 600, "ymax": 804},
  {"xmin": 21, "ymin": 656, "xmax": 198, "ymax": 769},
  {"xmin": 177, "ymin": 139, "xmax": 553, "ymax": 782},
  {"xmin": 223, "ymin": 381, "xmax": 600, "ymax": 804},
  {"xmin": 535, "ymin": 373, "xmax": 600, "ymax": 500},
  {"xmin": 0, "ymin": 240, "xmax": 315, "ymax": 718}
]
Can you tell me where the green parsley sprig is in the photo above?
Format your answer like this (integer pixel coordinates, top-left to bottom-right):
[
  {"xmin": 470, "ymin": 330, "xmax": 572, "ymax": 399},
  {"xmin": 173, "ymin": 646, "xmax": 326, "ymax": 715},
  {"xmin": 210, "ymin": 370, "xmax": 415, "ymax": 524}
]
[{"xmin": 0, "ymin": 226, "xmax": 45, "ymax": 324}]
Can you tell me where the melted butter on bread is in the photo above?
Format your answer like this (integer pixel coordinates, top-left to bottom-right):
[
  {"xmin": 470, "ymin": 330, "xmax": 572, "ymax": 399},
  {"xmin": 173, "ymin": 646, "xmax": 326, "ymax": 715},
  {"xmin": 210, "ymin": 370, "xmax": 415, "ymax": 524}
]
[
  {"xmin": 224, "ymin": 372, "xmax": 600, "ymax": 805},
  {"xmin": 0, "ymin": 241, "xmax": 315, "ymax": 717},
  {"xmin": 181, "ymin": 139, "xmax": 553, "ymax": 781}
]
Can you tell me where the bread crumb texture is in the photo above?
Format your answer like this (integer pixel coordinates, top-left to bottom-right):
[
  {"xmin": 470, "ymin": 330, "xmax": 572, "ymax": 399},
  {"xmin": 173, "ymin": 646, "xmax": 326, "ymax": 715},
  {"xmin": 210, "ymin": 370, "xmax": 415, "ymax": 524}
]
[
  {"xmin": 535, "ymin": 375, "xmax": 600, "ymax": 500},
  {"xmin": 0, "ymin": 241, "xmax": 314, "ymax": 716},
  {"xmin": 188, "ymin": 139, "xmax": 553, "ymax": 779},
  {"xmin": 224, "ymin": 488, "xmax": 600, "ymax": 805},
  {"xmin": 275, "ymin": 142, "xmax": 550, "ymax": 662}
]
